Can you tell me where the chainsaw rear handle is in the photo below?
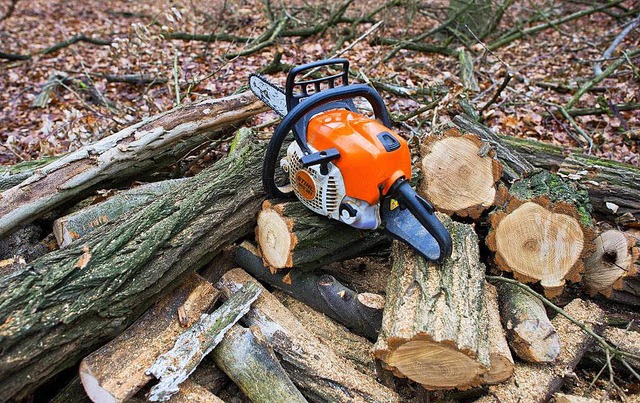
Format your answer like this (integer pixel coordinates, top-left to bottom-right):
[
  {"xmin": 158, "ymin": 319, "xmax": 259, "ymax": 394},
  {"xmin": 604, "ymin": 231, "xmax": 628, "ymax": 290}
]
[
  {"xmin": 389, "ymin": 179, "xmax": 453, "ymax": 262},
  {"xmin": 263, "ymin": 84, "xmax": 392, "ymax": 198}
]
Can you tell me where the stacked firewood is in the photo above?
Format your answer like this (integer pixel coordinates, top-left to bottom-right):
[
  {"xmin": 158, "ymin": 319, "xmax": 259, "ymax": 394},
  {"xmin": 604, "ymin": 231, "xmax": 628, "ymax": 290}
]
[{"xmin": 0, "ymin": 93, "xmax": 638, "ymax": 402}]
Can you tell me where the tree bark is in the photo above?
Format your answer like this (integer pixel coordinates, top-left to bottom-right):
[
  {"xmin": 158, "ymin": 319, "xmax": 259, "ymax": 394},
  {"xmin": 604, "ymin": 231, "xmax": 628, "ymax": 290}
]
[
  {"xmin": 215, "ymin": 268, "xmax": 399, "ymax": 402},
  {"xmin": 211, "ymin": 325, "xmax": 307, "ymax": 403},
  {"xmin": 235, "ymin": 241, "xmax": 384, "ymax": 340},
  {"xmin": 373, "ymin": 215, "xmax": 491, "ymax": 390},
  {"xmin": 0, "ymin": 91, "xmax": 267, "ymax": 238},
  {"xmin": 146, "ymin": 281, "xmax": 262, "ymax": 401},
  {"xmin": 0, "ymin": 129, "xmax": 266, "ymax": 401},
  {"xmin": 476, "ymin": 299, "xmax": 605, "ymax": 403},
  {"xmin": 256, "ymin": 200, "xmax": 389, "ymax": 271},
  {"xmin": 483, "ymin": 283, "xmax": 514, "ymax": 385},
  {"xmin": 496, "ymin": 282, "xmax": 560, "ymax": 363},
  {"xmin": 54, "ymin": 179, "xmax": 187, "ymax": 247},
  {"xmin": 321, "ymin": 254, "xmax": 391, "ymax": 295}
]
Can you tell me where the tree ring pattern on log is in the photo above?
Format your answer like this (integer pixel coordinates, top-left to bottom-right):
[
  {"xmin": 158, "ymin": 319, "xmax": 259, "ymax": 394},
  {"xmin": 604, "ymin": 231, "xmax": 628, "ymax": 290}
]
[{"xmin": 256, "ymin": 203, "xmax": 296, "ymax": 270}]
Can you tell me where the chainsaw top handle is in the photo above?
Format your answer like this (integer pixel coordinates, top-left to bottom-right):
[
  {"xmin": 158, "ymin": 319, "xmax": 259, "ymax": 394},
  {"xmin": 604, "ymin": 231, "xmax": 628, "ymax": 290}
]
[
  {"xmin": 285, "ymin": 58, "xmax": 350, "ymax": 111},
  {"xmin": 263, "ymin": 83, "xmax": 392, "ymax": 198}
]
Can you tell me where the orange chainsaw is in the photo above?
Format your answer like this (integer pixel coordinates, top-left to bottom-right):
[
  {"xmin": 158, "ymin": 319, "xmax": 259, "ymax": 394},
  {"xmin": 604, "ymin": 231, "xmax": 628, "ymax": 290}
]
[{"xmin": 250, "ymin": 59, "xmax": 452, "ymax": 262}]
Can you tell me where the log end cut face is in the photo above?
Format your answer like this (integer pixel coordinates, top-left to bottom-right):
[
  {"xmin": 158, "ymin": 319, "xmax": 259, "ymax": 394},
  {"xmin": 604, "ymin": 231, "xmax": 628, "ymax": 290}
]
[
  {"xmin": 384, "ymin": 340, "xmax": 486, "ymax": 389},
  {"xmin": 584, "ymin": 229, "xmax": 635, "ymax": 296},
  {"xmin": 257, "ymin": 209, "xmax": 294, "ymax": 269},
  {"xmin": 421, "ymin": 136, "xmax": 498, "ymax": 215},
  {"xmin": 495, "ymin": 202, "xmax": 584, "ymax": 291}
]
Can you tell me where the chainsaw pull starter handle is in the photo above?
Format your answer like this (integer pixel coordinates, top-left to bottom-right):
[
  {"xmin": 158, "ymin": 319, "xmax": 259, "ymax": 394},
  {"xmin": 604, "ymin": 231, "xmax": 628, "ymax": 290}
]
[{"xmin": 263, "ymin": 84, "xmax": 391, "ymax": 198}]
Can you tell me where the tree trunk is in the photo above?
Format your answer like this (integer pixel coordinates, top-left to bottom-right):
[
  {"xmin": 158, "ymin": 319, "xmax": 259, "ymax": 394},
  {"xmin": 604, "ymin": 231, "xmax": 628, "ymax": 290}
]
[
  {"xmin": 476, "ymin": 299, "xmax": 605, "ymax": 403},
  {"xmin": 215, "ymin": 268, "xmax": 399, "ymax": 402},
  {"xmin": 211, "ymin": 325, "xmax": 307, "ymax": 403},
  {"xmin": 0, "ymin": 129, "xmax": 265, "ymax": 401},
  {"xmin": 373, "ymin": 215, "xmax": 491, "ymax": 390},
  {"xmin": 234, "ymin": 241, "xmax": 384, "ymax": 340},
  {"xmin": 256, "ymin": 200, "xmax": 389, "ymax": 271},
  {"xmin": 483, "ymin": 283, "xmax": 514, "ymax": 385},
  {"xmin": 496, "ymin": 282, "xmax": 560, "ymax": 362},
  {"xmin": 0, "ymin": 92, "xmax": 266, "ymax": 237},
  {"xmin": 419, "ymin": 128, "xmax": 502, "ymax": 219}
]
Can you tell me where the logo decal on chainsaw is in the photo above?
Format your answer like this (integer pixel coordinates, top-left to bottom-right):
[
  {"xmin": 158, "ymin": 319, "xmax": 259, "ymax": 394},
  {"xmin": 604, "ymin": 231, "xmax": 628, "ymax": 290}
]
[{"xmin": 295, "ymin": 170, "xmax": 317, "ymax": 201}]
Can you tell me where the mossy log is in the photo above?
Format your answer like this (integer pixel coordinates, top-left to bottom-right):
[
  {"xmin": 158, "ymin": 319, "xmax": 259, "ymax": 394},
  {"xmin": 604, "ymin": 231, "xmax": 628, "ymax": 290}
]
[
  {"xmin": 483, "ymin": 283, "xmax": 514, "ymax": 385},
  {"xmin": 79, "ymin": 273, "xmax": 219, "ymax": 402},
  {"xmin": 419, "ymin": 128, "xmax": 502, "ymax": 219},
  {"xmin": 215, "ymin": 268, "xmax": 399, "ymax": 402},
  {"xmin": 476, "ymin": 299, "xmax": 605, "ymax": 403},
  {"xmin": 211, "ymin": 325, "xmax": 306, "ymax": 403},
  {"xmin": 235, "ymin": 241, "xmax": 384, "ymax": 340},
  {"xmin": 54, "ymin": 179, "xmax": 186, "ymax": 247},
  {"xmin": 453, "ymin": 114, "xmax": 640, "ymax": 224},
  {"xmin": 0, "ymin": 131, "xmax": 265, "ymax": 401},
  {"xmin": 146, "ymin": 281, "xmax": 262, "ymax": 401},
  {"xmin": 496, "ymin": 282, "xmax": 560, "ymax": 363},
  {"xmin": 0, "ymin": 92, "xmax": 266, "ymax": 238},
  {"xmin": 583, "ymin": 229, "xmax": 639, "ymax": 306},
  {"xmin": 373, "ymin": 215, "xmax": 491, "ymax": 390},
  {"xmin": 275, "ymin": 291, "xmax": 377, "ymax": 378},
  {"xmin": 255, "ymin": 200, "xmax": 389, "ymax": 271},
  {"xmin": 487, "ymin": 171, "xmax": 595, "ymax": 297}
]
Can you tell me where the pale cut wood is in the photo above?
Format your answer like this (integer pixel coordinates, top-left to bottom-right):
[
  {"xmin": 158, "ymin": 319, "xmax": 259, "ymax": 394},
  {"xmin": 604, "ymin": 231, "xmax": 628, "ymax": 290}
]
[
  {"xmin": 0, "ymin": 91, "xmax": 267, "ymax": 237},
  {"xmin": 129, "ymin": 380, "xmax": 225, "ymax": 403},
  {"xmin": 584, "ymin": 229, "xmax": 639, "ymax": 306},
  {"xmin": 215, "ymin": 268, "xmax": 399, "ymax": 403},
  {"xmin": 211, "ymin": 325, "xmax": 307, "ymax": 403},
  {"xmin": 419, "ymin": 128, "xmax": 501, "ymax": 219},
  {"xmin": 483, "ymin": 283, "xmax": 514, "ymax": 384},
  {"xmin": 79, "ymin": 273, "xmax": 219, "ymax": 403},
  {"xmin": 146, "ymin": 281, "xmax": 261, "ymax": 402},
  {"xmin": 476, "ymin": 299, "xmax": 605, "ymax": 403},
  {"xmin": 496, "ymin": 281, "xmax": 560, "ymax": 363},
  {"xmin": 373, "ymin": 215, "xmax": 491, "ymax": 390}
]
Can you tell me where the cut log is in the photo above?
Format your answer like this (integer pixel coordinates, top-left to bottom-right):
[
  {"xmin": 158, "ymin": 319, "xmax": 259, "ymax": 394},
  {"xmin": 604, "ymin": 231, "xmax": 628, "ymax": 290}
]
[
  {"xmin": 275, "ymin": 291, "xmax": 377, "ymax": 378},
  {"xmin": 373, "ymin": 215, "xmax": 491, "ymax": 390},
  {"xmin": 321, "ymin": 254, "xmax": 391, "ymax": 295},
  {"xmin": 130, "ymin": 380, "xmax": 225, "ymax": 403},
  {"xmin": 146, "ymin": 281, "xmax": 261, "ymax": 401},
  {"xmin": 476, "ymin": 299, "xmax": 605, "ymax": 403},
  {"xmin": 79, "ymin": 273, "xmax": 219, "ymax": 403},
  {"xmin": 211, "ymin": 324, "xmax": 306, "ymax": 403},
  {"xmin": 54, "ymin": 179, "xmax": 186, "ymax": 247},
  {"xmin": 234, "ymin": 241, "xmax": 383, "ymax": 340},
  {"xmin": 0, "ymin": 91, "xmax": 267, "ymax": 238},
  {"xmin": 496, "ymin": 281, "xmax": 560, "ymax": 363},
  {"xmin": 215, "ymin": 268, "xmax": 399, "ymax": 402},
  {"xmin": 0, "ymin": 129, "xmax": 266, "ymax": 401},
  {"xmin": 0, "ymin": 156, "xmax": 59, "ymax": 192},
  {"xmin": 483, "ymin": 283, "xmax": 514, "ymax": 384},
  {"xmin": 584, "ymin": 229, "xmax": 639, "ymax": 306},
  {"xmin": 255, "ymin": 200, "xmax": 389, "ymax": 272},
  {"xmin": 419, "ymin": 129, "xmax": 502, "ymax": 218},
  {"xmin": 487, "ymin": 171, "xmax": 595, "ymax": 297},
  {"xmin": 453, "ymin": 114, "xmax": 640, "ymax": 224}
]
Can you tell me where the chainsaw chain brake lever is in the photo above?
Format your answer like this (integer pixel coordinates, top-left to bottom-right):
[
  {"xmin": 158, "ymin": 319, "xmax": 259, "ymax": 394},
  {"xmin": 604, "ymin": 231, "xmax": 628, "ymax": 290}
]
[{"xmin": 383, "ymin": 179, "xmax": 453, "ymax": 263}]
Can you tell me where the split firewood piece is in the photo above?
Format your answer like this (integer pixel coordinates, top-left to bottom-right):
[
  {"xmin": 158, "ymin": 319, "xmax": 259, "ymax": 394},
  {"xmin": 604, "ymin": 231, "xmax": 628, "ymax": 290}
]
[
  {"xmin": 211, "ymin": 324, "xmax": 306, "ymax": 403},
  {"xmin": 275, "ymin": 291, "xmax": 377, "ymax": 378},
  {"xmin": 476, "ymin": 299, "xmax": 605, "ymax": 403},
  {"xmin": 419, "ymin": 128, "xmax": 502, "ymax": 219},
  {"xmin": 215, "ymin": 268, "xmax": 399, "ymax": 402},
  {"xmin": 54, "ymin": 179, "xmax": 186, "ymax": 247},
  {"xmin": 235, "ymin": 241, "xmax": 383, "ymax": 340},
  {"xmin": 146, "ymin": 281, "xmax": 261, "ymax": 401},
  {"xmin": 373, "ymin": 215, "xmax": 491, "ymax": 390},
  {"xmin": 255, "ymin": 200, "xmax": 388, "ymax": 272},
  {"xmin": 483, "ymin": 283, "xmax": 514, "ymax": 384},
  {"xmin": 79, "ymin": 273, "xmax": 219, "ymax": 403},
  {"xmin": 487, "ymin": 170, "xmax": 596, "ymax": 297},
  {"xmin": 496, "ymin": 281, "xmax": 560, "ymax": 363},
  {"xmin": 583, "ymin": 229, "xmax": 639, "ymax": 306}
]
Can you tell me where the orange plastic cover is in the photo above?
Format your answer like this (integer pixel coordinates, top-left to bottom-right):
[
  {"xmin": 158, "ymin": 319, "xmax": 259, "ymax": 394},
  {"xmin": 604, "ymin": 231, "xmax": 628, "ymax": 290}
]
[{"xmin": 306, "ymin": 109, "xmax": 411, "ymax": 205}]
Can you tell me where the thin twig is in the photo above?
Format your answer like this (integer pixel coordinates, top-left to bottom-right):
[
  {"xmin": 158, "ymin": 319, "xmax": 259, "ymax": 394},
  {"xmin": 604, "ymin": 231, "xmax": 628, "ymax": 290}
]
[{"xmin": 594, "ymin": 14, "xmax": 640, "ymax": 76}]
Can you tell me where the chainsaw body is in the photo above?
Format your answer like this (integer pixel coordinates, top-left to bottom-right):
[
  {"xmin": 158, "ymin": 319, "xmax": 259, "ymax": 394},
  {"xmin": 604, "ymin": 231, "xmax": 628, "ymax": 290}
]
[{"xmin": 251, "ymin": 59, "xmax": 452, "ymax": 262}]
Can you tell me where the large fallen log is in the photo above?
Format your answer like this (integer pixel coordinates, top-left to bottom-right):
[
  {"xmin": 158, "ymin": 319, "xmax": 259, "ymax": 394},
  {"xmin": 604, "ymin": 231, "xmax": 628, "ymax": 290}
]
[
  {"xmin": 0, "ymin": 129, "xmax": 266, "ymax": 400},
  {"xmin": 234, "ymin": 241, "xmax": 384, "ymax": 340},
  {"xmin": 0, "ymin": 92, "xmax": 266, "ymax": 238},
  {"xmin": 373, "ymin": 215, "xmax": 491, "ymax": 390},
  {"xmin": 215, "ymin": 268, "xmax": 399, "ymax": 402}
]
